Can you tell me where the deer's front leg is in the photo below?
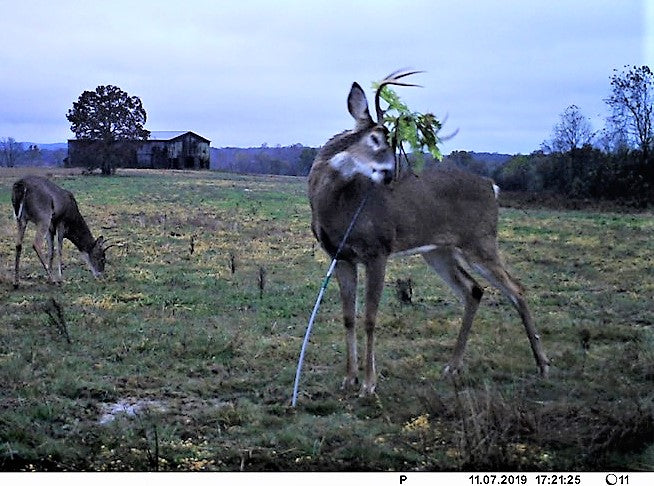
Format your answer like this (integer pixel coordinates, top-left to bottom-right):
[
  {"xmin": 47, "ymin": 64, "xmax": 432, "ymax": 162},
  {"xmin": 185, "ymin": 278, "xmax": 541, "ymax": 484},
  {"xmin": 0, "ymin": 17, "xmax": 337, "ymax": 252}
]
[
  {"xmin": 362, "ymin": 256, "xmax": 387, "ymax": 396},
  {"xmin": 47, "ymin": 229, "xmax": 56, "ymax": 280},
  {"xmin": 54, "ymin": 227, "xmax": 65, "ymax": 283},
  {"xmin": 335, "ymin": 260, "xmax": 358, "ymax": 390}
]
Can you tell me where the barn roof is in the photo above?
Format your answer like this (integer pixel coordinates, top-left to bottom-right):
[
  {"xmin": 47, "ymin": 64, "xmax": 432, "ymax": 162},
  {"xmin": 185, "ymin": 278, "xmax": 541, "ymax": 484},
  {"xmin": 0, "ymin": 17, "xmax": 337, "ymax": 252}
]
[
  {"xmin": 68, "ymin": 131, "xmax": 211, "ymax": 144},
  {"xmin": 148, "ymin": 131, "xmax": 211, "ymax": 143}
]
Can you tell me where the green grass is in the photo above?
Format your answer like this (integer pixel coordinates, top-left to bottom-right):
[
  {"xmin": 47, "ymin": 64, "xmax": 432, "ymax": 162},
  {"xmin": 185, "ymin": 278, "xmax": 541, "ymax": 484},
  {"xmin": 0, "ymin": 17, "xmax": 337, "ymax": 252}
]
[{"xmin": 0, "ymin": 167, "xmax": 653, "ymax": 471}]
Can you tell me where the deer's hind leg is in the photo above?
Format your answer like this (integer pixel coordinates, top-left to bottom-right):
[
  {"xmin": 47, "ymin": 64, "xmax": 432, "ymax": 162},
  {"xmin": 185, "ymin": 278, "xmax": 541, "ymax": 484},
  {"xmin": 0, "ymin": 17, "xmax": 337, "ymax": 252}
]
[
  {"xmin": 13, "ymin": 218, "xmax": 28, "ymax": 289},
  {"xmin": 468, "ymin": 247, "xmax": 550, "ymax": 377},
  {"xmin": 422, "ymin": 247, "xmax": 485, "ymax": 376},
  {"xmin": 32, "ymin": 218, "xmax": 55, "ymax": 283}
]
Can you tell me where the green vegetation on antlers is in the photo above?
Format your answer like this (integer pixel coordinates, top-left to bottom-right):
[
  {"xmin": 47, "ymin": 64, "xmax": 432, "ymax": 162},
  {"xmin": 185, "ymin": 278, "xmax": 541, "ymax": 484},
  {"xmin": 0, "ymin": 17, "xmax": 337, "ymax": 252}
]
[{"xmin": 374, "ymin": 83, "xmax": 445, "ymax": 174}]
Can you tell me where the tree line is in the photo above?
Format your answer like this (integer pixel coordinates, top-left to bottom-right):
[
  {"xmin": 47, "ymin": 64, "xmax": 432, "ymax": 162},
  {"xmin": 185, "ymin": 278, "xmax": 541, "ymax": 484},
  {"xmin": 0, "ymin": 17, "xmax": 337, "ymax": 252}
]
[
  {"xmin": 0, "ymin": 138, "xmax": 67, "ymax": 167},
  {"xmin": 487, "ymin": 147, "xmax": 651, "ymax": 207},
  {"xmin": 491, "ymin": 65, "xmax": 653, "ymax": 207},
  {"xmin": 211, "ymin": 145, "xmax": 317, "ymax": 176}
]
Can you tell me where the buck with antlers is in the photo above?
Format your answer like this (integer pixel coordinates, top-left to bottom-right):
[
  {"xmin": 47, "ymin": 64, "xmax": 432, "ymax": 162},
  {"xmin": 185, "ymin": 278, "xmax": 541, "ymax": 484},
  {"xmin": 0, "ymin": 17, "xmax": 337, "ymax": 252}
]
[
  {"xmin": 12, "ymin": 175, "xmax": 110, "ymax": 288},
  {"xmin": 308, "ymin": 72, "xmax": 550, "ymax": 396}
]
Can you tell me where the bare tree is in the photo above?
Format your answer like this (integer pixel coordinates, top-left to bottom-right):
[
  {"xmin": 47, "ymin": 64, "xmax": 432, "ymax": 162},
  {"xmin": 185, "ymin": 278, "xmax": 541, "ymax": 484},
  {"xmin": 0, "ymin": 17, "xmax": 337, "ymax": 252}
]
[
  {"xmin": 542, "ymin": 105, "xmax": 594, "ymax": 153},
  {"xmin": 25, "ymin": 145, "xmax": 42, "ymax": 165},
  {"xmin": 605, "ymin": 65, "xmax": 653, "ymax": 160},
  {"xmin": 1, "ymin": 137, "xmax": 22, "ymax": 167},
  {"xmin": 597, "ymin": 115, "xmax": 632, "ymax": 154}
]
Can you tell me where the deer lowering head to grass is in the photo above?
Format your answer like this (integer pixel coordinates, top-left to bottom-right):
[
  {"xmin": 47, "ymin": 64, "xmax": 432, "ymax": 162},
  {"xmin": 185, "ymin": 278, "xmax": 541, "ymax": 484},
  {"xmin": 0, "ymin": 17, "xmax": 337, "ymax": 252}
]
[
  {"xmin": 12, "ymin": 175, "xmax": 108, "ymax": 288},
  {"xmin": 308, "ymin": 72, "xmax": 550, "ymax": 396}
]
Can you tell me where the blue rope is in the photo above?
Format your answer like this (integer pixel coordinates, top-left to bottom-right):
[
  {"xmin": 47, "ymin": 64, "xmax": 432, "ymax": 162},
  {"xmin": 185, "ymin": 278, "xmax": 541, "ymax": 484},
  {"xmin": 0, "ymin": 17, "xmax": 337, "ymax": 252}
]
[{"xmin": 291, "ymin": 192, "xmax": 370, "ymax": 407}]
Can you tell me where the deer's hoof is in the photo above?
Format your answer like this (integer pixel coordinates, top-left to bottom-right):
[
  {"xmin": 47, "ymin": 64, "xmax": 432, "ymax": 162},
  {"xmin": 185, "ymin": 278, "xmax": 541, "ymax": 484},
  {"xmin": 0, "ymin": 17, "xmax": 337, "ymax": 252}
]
[
  {"xmin": 341, "ymin": 376, "xmax": 359, "ymax": 391},
  {"xmin": 359, "ymin": 382, "xmax": 376, "ymax": 397},
  {"xmin": 539, "ymin": 363, "xmax": 551, "ymax": 379},
  {"xmin": 442, "ymin": 363, "xmax": 461, "ymax": 379}
]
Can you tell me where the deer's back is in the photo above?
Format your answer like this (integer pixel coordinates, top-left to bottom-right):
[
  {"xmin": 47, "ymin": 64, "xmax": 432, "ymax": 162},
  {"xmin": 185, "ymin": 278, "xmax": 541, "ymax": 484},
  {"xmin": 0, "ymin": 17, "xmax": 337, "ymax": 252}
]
[
  {"xmin": 13, "ymin": 176, "xmax": 79, "ymax": 224},
  {"xmin": 388, "ymin": 165, "xmax": 500, "ymax": 252},
  {"xmin": 396, "ymin": 165, "xmax": 498, "ymax": 212}
]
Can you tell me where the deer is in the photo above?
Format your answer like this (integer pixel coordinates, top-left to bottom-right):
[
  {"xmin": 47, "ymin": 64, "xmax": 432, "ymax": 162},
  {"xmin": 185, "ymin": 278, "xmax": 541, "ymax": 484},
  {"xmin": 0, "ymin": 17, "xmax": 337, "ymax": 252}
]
[
  {"xmin": 307, "ymin": 72, "xmax": 550, "ymax": 396},
  {"xmin": 12, "ymin": 175, "xmax": 109, "ymax": 288}
]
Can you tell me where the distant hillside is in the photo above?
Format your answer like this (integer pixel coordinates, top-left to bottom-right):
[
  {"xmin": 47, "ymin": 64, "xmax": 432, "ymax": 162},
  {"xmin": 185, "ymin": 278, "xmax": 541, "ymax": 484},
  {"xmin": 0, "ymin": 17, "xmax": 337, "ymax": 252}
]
[
  {"xmin": 444, "ymin": 150, "xmax": 511, "ymax": 177},
  {"xmin": 210, "ymin": 146, "xmax": 512, "ymax": 177},
  {"xmin": 466, "ymin": 151, "xmax": 511, "ymax": 165},
  {"xmin": 211, "ymin": 145, "xmax": 317, "ymax": 176}
]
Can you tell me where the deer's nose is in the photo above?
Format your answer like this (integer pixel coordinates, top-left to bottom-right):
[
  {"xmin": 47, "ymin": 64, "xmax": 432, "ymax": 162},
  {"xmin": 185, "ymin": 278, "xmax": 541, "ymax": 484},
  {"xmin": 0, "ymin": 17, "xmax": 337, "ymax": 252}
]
[{"xmin": 381, "ymin": 169, "xmax": 393, "ymax": 184}]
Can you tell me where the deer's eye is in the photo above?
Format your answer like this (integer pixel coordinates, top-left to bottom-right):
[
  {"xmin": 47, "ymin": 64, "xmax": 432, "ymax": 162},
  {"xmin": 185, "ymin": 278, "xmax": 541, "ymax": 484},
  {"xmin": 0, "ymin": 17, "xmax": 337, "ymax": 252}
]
[{"xmin": 370, "ymin": 133, "xmax": 381, "ymax": 147}]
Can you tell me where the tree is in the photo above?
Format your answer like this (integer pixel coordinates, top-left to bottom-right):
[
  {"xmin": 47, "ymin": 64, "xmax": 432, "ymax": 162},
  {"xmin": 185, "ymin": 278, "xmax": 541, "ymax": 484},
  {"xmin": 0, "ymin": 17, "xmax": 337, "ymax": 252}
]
[
  {"xmin": 26, "ymin": 145, "xmax": 42, "ymax": 165},
  {"xmin": 542, "ymin": 104, "xmax": 594, "ymax": 153},
  {"xmin": 446, "ymin": 150, "xmax": 487, "ymax": 176},
  {"xmin": 495, "ymin": 154, "xmax": 538, "ymax": 191},
  {"xmin": 605, "ymin": 65, "xmax": 653, "ymax": 161},
  {"xmin": 1, "ymin": 137, "xmax": 22, "ymax": 167},
  {"xmin": 297, "ymin": 147, "xmax": 318, "ymax": 176},
  {"xmin": 66, "ymin": 85, "xmax": 149, "ymax": 174},
  {"xmin": 597, "ymin": 115, "xmax": 632, "ymax": 154}
]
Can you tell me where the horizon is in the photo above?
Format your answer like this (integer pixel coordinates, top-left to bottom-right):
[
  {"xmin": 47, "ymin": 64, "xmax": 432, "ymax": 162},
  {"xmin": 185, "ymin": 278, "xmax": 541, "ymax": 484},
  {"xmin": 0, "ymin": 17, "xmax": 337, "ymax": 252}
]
[{"xmin": 13, "ymin": 139, "xmax": 517, "ymax": 158}]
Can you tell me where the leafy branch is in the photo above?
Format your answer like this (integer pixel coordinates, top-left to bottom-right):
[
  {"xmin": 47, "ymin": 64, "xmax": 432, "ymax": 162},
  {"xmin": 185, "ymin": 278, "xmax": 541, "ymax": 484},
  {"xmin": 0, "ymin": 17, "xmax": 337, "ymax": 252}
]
[{"xmin": 374, "ymin": 84, "xmax": 445, "ymax": 175}]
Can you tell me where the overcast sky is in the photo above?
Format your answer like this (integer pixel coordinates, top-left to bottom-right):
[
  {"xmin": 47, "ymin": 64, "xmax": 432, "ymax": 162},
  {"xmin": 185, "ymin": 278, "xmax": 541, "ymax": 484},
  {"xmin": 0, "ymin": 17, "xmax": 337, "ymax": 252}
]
[{"xmin": 0, "ymin": 0, "xmax": 651, "ymax": 154}]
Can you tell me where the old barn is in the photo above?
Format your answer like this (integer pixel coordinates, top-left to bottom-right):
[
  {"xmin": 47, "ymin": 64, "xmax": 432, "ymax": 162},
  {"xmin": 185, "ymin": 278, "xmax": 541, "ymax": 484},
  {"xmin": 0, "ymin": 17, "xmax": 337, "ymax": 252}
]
[
  {"xmin": 136, "ymin": 131, "xmax": 210, "ymax": 169},
  {"xmin": 67, "ymin": 131, "xmax": 211, "ymax": 170}
]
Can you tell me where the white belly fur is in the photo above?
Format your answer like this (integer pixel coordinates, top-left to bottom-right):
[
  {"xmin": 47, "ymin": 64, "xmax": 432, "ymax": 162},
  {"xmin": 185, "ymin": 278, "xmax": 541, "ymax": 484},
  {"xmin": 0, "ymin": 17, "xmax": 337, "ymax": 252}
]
[{"xmin": 391, "ymin": 245, "xmax": 438, "ymax": 258}]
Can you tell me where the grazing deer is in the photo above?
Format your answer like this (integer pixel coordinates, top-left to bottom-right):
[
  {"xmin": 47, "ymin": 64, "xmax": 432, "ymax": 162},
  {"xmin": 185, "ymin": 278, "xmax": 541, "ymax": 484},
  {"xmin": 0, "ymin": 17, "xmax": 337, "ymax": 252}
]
[
  {"xmin": 308, "ymin": 72, "xmax": 550, "ymax": 395},
  {"xmin": 12, "ymin": 175, "xmax": 108, "ymax": 288}
]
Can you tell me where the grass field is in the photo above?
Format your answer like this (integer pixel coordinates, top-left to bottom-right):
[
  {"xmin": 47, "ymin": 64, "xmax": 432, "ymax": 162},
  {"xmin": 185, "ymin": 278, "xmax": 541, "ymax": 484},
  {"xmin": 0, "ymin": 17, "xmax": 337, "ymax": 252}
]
[{"xmin": 0, "ymin": 167, "xmax": 653, "ymax": 471}]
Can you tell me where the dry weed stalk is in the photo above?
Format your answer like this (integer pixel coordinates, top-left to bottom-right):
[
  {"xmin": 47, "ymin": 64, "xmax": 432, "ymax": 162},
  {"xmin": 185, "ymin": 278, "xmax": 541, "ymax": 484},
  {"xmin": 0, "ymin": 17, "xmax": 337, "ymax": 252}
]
[{"xmin": 45, "ymin": 297, "xmax": 71, "ymax": 344}]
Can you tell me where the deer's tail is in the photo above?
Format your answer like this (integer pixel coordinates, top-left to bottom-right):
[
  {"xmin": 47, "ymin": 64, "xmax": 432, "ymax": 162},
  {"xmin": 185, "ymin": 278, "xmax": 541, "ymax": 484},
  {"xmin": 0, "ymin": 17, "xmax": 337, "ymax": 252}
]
[{"xmin": 11, "ymin": 179, "xmax": 27, "ymax": 220}]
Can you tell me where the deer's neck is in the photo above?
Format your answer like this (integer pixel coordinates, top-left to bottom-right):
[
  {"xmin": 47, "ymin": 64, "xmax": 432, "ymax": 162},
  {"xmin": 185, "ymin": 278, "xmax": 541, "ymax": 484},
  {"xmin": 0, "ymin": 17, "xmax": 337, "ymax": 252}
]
[
  {"xmin": 312, "ymin": 170, "xmax": 377, "ymax": 223},
  {"xmin": 63, "ymin": 212, "xmax": 96, "ymax": 253},
  {"xmin": 310, "ymin": 168, "xmax": 397, "ymax": 259}
]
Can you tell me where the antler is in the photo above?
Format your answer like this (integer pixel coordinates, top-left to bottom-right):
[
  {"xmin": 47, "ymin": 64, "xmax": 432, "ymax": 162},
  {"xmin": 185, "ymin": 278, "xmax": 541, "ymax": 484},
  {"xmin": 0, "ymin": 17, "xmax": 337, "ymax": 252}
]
[
  {"xmin": 101, "ymin": 239, "xmax": 123, "ymax": 253},
  {"xmin": 374, "ymin": 69, "xmax": 424, "ymax": 124}
]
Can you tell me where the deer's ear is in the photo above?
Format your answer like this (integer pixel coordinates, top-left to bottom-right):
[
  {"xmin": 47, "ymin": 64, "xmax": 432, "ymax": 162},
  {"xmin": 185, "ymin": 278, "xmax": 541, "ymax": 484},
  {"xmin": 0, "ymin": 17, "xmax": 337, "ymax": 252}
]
[{"xmin": 348, "ymin": 82, "xmax": 373, "ymax": 129}]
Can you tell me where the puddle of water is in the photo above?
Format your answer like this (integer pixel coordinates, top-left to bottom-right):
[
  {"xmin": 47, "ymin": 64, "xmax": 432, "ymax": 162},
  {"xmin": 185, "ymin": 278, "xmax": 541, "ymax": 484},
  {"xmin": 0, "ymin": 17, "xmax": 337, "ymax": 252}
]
[
  {"xmin": 98, "ymin": 399, "xmax": 165, "ymax": 425},
  {"xmin": 97, "ymin": 397, "xmax": 234, "ymax": 425}
]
